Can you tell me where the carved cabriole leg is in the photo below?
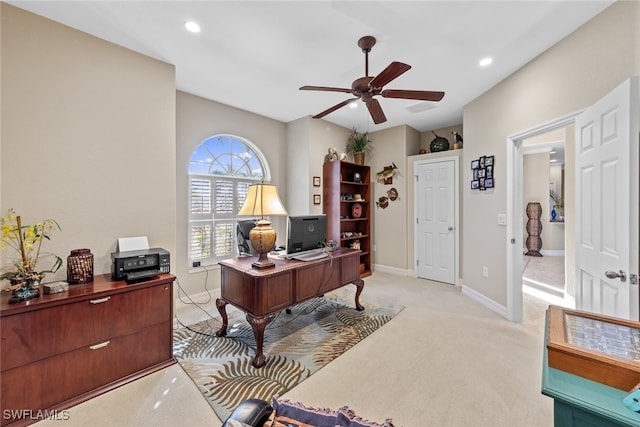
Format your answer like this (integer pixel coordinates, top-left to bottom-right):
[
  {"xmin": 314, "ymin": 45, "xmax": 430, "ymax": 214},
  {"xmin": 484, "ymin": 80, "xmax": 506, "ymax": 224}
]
[
  {"xmin": 215, "ymin": 298, "xmax": 229, "ymax": 337},
  {"xmin": 353, "ymin": 279, "xmax": 365, "ymax": 311},
  {"xmin": 246, "ymin": 313, "xmax": 276, "ymax": 368}
]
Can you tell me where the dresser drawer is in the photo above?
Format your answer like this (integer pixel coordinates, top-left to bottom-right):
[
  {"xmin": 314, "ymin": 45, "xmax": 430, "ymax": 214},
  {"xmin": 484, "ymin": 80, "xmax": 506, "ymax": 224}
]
[
  {"xmin": 1, "ymin": 283, "xmax": 171, "ymax": 372},
  {"xmin": 0, "ymin": 320, "xmax": 171, "ymax": 424}
]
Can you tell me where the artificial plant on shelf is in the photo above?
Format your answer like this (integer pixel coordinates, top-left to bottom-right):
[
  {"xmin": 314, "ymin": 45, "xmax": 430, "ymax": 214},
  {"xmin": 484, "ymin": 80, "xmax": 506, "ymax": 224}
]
[
  {"xmin": 345, "ymin": 128, "xmax": 372, "ymax": 165},
  {"xmin": 1, "ymin": 209, "xmax": 62, "ymax": 303}
]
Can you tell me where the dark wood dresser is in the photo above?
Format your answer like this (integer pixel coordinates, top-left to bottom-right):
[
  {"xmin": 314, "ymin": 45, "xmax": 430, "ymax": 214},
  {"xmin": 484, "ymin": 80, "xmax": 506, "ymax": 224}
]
[{"xmin": 0, "ymin": 273, "xmax": 175, "ymax": 426}]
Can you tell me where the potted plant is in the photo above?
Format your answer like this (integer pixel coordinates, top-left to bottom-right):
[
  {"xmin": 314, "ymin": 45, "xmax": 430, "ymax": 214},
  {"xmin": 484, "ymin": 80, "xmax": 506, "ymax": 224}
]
[
  {"xmin": 1, "ymin": 209, "xmax": 62, "ymax": 303},
  {"xmin": 345, "ymin": 128, "xmax": 372, "ymax": 165}
]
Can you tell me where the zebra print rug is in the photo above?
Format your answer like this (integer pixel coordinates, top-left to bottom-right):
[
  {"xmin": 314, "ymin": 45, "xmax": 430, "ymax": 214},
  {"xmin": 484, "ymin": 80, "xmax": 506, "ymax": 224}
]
[{"xmin": 173, "ymin": 288, "xmax": 403, "ymax": 421}]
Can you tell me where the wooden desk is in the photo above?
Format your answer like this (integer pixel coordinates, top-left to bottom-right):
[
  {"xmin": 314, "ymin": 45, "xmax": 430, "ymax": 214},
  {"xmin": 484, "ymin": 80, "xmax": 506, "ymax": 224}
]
[{"xmin": 216, "ymin": 248, "xmax": 364, "ymax": 368}]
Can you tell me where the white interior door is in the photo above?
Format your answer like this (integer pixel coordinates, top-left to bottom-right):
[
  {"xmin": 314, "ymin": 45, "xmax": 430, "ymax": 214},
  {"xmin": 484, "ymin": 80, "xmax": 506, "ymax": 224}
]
[
  {"xmin": 575, "ymin": 76, "xmax": 639, "ymax": 320},
  {"xmin": 416, "ymin": 159, "xmax": 456, "ymax": 284}
]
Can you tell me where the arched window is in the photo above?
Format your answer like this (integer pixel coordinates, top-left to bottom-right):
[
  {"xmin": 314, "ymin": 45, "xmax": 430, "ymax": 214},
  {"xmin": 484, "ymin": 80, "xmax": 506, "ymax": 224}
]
[{"xmin": 188, "ymin": 134, "xmax": 268, "ymax": 266}]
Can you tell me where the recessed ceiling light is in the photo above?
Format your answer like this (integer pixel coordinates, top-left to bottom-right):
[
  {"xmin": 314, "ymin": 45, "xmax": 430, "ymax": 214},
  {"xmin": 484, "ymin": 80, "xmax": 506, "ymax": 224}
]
[
  {"xmin": 185, "ymin": 21, "xmax": 201, "ymax": 33},
  {"xmin": 479, "ymin": 57, "xmax": 493, "ymax": 67}
]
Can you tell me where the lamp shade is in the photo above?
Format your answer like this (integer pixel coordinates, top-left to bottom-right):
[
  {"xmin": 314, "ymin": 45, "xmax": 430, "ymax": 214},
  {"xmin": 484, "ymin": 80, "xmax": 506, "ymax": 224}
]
[{"xmin": 238, "ymin": 183, "xmax": 287, "ymax": 217}]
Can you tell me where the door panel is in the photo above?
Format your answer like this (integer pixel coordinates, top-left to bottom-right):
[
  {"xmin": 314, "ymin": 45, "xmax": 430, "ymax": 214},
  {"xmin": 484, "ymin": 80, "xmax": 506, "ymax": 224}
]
[
  {"xmin": 416, "ymin": 160, "xmax": 455, "ymax": 284},
  {"xmin": 575, "ymin": 76, "xmax": 639, "ymax": 320}
]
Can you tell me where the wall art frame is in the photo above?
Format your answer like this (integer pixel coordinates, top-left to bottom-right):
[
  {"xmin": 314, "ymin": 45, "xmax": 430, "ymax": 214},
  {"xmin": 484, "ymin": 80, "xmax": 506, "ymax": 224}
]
[{"xmin": 471, "ymin": 155, "xmax": 494, "ymax": 191}]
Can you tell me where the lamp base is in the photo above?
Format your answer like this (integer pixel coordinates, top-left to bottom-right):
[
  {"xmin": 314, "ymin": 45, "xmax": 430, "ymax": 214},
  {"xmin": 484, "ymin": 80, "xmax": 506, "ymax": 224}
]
[
  {"xmin": 251, "ymin": 253, "xmax": 275, "ymax": 270},
  {"xmin": 249, "ymin": 219, "xmax": 277, "ymax": 269}
]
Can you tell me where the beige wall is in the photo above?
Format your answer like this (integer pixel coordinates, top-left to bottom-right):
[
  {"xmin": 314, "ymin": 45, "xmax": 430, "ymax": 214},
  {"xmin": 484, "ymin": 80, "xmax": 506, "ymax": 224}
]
[
  {"xmin": 1, "ymin": 4, "xmax": 176, "ymax": 286},
  {"xmin": 368, "ymin": 125, "xmax": 414, "ymax": 273},
  {"xmin": 176, "ymin": 91, "xmax": 287, "ymax": 295},
  {"xmin": 462, "ymin": 0, "xmax": 639, "ymax": 308}
]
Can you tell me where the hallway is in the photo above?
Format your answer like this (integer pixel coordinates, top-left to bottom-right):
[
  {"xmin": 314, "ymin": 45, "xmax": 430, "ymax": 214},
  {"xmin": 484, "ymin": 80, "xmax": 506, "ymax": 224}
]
[{"xmin": 523, "ymin": 254, "xmax": 574, "ymax": 308}]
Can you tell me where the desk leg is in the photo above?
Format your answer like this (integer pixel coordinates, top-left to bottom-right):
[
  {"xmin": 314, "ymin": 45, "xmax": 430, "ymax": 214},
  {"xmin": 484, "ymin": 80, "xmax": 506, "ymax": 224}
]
[
  {"xmin": 246, "ymin": 313, "xmax": 276, "ymax": 368},
  {"xmin": 353, "ymin": 279, "xmax": 365, "ymax": 311},
  {"xmin": 215, "ymin": 298, "xmax": 228, "ymax": 337}
]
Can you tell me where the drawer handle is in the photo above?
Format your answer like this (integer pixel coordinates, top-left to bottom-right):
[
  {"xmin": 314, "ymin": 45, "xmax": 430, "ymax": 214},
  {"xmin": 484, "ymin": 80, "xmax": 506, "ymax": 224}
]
[
  {"xmin": 90, "ymin": 296, "xmax": 111, "ymax": 304},
  {"xmin": 89, "ymin": 341, "xmax": 110, "ymax": 350}
]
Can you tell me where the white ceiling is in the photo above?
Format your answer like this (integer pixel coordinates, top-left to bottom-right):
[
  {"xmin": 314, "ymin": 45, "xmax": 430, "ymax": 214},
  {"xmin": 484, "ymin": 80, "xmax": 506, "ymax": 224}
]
[{"xmin": 8, "ymin": 0, "xmax": 614, "ymax": 132}]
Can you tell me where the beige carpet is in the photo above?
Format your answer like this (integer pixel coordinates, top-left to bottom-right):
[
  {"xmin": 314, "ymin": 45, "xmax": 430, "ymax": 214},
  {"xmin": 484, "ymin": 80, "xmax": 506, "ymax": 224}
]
[
  {"xmin": 34, "ymin": 273, "xmax": 554, "ymax": 427},
  {"xmin": 173, "ymin": 290, "xmax": 403, "ymax": 421}
]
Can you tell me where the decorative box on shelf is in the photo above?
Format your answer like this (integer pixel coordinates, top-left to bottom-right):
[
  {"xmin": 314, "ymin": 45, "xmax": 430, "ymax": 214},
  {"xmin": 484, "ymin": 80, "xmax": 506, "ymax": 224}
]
[{"xmin": 546, "ymin": 305, "xmax": 640, "ymax": 391}]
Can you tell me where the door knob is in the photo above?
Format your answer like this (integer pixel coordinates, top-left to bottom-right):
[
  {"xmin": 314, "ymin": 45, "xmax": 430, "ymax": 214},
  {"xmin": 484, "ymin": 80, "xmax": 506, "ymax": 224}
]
[
  {"xmin": 605, "ymin": 270, "xmax": 627, "ymax": 282},
  {"xmin": 448, "ymin": 226, "xmax": 453, "ymax": 231}
]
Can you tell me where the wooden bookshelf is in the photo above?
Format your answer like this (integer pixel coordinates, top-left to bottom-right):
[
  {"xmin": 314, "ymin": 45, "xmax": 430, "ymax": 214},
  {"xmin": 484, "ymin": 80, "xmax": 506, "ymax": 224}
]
[{"xmin": 323, "ymin": 160, "xmax": 371, "ymax": 277}]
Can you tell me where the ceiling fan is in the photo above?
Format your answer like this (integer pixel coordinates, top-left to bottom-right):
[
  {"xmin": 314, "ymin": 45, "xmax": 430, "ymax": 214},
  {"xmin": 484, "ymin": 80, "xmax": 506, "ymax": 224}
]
[{"xmin": 300, "ymin": 36, "xmax": 445, "ymax": 125}]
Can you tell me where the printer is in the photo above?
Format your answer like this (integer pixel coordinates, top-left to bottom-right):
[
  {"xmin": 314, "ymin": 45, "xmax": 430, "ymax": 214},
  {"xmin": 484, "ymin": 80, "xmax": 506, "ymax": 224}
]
[{"xmin": 111, "ymin": 248, "xmax": 170, "ymax": 282}]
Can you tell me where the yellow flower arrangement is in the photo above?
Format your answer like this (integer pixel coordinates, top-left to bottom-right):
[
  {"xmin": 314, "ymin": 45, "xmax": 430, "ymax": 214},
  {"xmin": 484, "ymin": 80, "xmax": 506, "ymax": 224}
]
[{"xmin": 1, "ymin": 208, "xmax": 62, "ymax": 290}]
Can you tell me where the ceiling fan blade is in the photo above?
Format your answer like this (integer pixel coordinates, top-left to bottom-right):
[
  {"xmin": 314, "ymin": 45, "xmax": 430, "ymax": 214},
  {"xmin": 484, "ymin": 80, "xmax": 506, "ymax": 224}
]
[
  {"xmin": 381, "ymin": 89, "xmax": 445, "ymax": 102},
  {"xmin": 300, "ymin": 85, "xmax": 353, "ymax": 94},
  {"xmin": 368, "ymin": 62, "xmax": 411, "ymax": 89},
  {"xmin": 365, "ymin": 98, "xmax": 387, "ymax": 124},
  {"xmin": 312, "ymin": 98, "xmax": 359, "ymax": 119}
]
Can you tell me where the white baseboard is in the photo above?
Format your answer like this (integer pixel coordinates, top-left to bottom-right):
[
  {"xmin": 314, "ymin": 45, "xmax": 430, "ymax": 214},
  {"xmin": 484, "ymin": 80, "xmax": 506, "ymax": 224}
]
[
  {"xmin": 540, "ymin": 250, "xmax": 566, "ymax": 256},
  {"xmin": 461, "ymin": 284, "xmax": 509, "ymax": 319},
  {"xmin": 372, "ymin": 263, "xmax": 410, "ymax": 276}
]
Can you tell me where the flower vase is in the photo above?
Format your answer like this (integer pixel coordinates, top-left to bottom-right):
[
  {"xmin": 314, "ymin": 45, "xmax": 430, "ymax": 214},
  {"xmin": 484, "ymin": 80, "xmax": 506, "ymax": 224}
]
[{"xmin": 8, "ymin": 274, "xmax": 43, "ymax": 304}]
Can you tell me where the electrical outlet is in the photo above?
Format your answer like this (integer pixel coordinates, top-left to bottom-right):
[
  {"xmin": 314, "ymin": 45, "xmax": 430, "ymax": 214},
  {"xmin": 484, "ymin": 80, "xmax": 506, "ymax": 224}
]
[
  {"xmin": 498, "ymin": 214, "xmax": 507, "ymax": 225},
  {"xmin": 482, "ymin": 266, "xmax": 489, "ymax": 278},
  {"xmin": 192, "ymin": 261, "xmax": 201, "ymax": 267}
]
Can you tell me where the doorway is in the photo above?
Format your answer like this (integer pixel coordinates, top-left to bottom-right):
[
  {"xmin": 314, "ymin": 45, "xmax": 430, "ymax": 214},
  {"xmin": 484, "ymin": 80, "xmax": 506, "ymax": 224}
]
[
  {"xmin": 414, "ymin": 156, "xmax": 459, "ymax": 285},
  {"xmin": 522, "ymin": 132, "xmax": 572, "ymax": 307},
  {"xmin": 505, "ymin": 112, "xmax": 581, "ymax": 322},
  {"xmin": 506, "ymin": 76, "xmax": 639, "ymax": 322}
]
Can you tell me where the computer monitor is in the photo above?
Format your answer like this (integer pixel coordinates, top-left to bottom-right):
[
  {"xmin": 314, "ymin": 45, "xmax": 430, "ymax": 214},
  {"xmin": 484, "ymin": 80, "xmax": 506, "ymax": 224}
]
[
  {"xmin": 237, "ymin": 219, "xmax": 257, "ymax": 256},
  {"xmin": 286, "ymin": 215, "xmax": 327, "ymax": 255}
]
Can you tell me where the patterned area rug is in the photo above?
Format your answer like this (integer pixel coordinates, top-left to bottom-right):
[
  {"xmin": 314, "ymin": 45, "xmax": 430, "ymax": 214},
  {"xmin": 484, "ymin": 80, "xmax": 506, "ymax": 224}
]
[{"xmin": 173, "ymin": 288, "xmax": 403, "ymax": 421}]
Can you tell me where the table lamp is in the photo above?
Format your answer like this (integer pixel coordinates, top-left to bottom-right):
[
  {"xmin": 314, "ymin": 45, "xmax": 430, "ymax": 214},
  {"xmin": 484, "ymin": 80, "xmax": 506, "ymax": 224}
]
[{"xmin": 238, "ymin": 183, "xmax": 288, "ymax": 269}]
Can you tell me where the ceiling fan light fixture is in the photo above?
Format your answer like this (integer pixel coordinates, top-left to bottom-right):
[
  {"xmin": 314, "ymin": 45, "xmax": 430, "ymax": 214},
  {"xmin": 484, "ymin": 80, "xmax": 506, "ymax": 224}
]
[
  {"xmin": 300, "ymin": 35, "xmax": 445, "ymax": 124},
  {"xmin": 349, "ymin": 101, "xmax": 358, "ymax": 109}
]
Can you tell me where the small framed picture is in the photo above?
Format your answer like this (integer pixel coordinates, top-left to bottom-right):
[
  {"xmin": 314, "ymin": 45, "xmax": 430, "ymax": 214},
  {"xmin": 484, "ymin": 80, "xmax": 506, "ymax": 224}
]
[
  {"xmin": 485, "ymin": 156, "xmax": 494, "ymax": 167},
  {"xmin": 477, "ymin": 169, "xmax": 486, "ymax": 178},
  {"xmin": 485, "ymin": 178, "xmax": 494, "ymax": 188},
  {"xmin": 313, "ymin": 176, "xmax": 321, "ymax": 187},
  {"xmin": 471, "ymin": 180, "xmax": 479, "ymax": 190},
  {"xmin": 471, "ymin": 160, "xmax": 479, "ymax": 169},
  {"xmin": 479, "ymin": 178, "xmax": 486, "ymax": 190},
  {"xmin": 313, "ymin": 194, "xmax": 321, "ymax": 205},
  {"xmin": 479, "ymin": 156, "xmax": 486, "ymax": 168},
  {"xmin": 486, "ymin": 165, "xmax": 493, "ymax": 179}
]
